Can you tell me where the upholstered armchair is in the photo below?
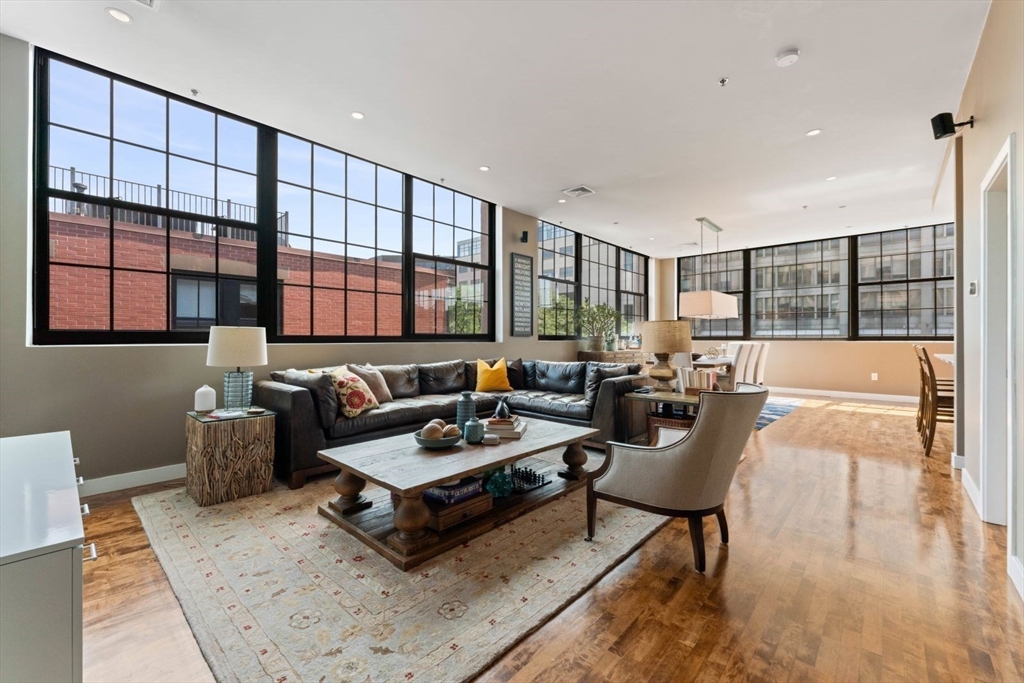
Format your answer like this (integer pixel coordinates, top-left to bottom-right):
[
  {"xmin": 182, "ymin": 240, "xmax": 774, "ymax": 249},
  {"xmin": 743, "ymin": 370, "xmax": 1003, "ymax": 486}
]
[{"xmin": 586, "ymin": 383, "xmax": 768, "ymax": 572}]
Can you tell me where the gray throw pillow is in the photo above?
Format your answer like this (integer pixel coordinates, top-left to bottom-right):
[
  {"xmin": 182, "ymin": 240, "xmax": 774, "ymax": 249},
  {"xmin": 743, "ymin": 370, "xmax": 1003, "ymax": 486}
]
[
  {"xmin": 347, "ymin": 364, "xmax": 393, "ymax": 404},
  {"xmin": 274, "ymin": 370, "xmax": 338, "ymax": 428},
  {"xmin": 373, "ymin": 363, "xmax": 420, "ymax": 398}
]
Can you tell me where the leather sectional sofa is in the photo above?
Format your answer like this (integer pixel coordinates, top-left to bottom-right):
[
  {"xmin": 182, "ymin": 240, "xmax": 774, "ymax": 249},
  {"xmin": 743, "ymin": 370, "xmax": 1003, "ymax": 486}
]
[{"xmin": 255, "ymin": 359, "xmax": 646, "ymax": 488}]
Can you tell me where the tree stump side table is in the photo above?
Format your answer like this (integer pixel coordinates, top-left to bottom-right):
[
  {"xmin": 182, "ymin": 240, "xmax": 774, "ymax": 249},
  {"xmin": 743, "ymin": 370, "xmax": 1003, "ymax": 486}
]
[{"xmin": 186, "ymin": 411, "xmax": 275, "ymax": 506}]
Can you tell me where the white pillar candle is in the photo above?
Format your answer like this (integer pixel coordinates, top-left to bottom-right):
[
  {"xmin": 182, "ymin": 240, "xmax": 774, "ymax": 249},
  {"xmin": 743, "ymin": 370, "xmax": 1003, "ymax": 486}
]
[{"xmin": 194, "ymin": 384, "xmax": 216, "ymax": 413}]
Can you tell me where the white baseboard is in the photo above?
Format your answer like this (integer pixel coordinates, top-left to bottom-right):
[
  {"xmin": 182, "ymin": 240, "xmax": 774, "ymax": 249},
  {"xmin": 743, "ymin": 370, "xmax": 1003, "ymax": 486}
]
[
  {"xmin": 1010, "ymin": 556, "xmax": 1024, "ymax": 600},
  {"xmin": 951, "ymin": 452, "xmax": 965, "ymax": 470},
  {"xmin": 80, "ymin": 463, "xmax": 185, "ymax": 498},
  {"xmin": 766, "ymin": 386, "xmax": 917, "ymax": 404},
  {"xmin": 961, "ymin": 466, "xmax": 983, "ymax": 517}
]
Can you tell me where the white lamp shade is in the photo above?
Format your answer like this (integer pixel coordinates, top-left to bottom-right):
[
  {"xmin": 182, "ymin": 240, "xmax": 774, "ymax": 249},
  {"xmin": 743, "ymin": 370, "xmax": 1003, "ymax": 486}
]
[
  {"xmin": 206, "ymin": 326, "xmax": 268, "ymax": 367},
  {"xmin": 678, "ymin": 290, "xmax": 739, "ymax": 319}
]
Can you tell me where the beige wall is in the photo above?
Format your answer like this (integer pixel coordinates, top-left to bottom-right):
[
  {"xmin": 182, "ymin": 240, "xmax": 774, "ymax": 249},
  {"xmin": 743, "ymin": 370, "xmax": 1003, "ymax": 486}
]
[
  {"xmin": 951, "ymin": 2, "xmax": 1024, "ymax": 505},
  {"xmin": 653, "ymin": 258, "xmax": 676, "ymax": 320},
  {"xmin": 690, "ymin": 339, "xmax": 953, "ymax": 396},
  {"xmin": 0, "ymin": 34, "xmax": 577, "ymax": 481}
]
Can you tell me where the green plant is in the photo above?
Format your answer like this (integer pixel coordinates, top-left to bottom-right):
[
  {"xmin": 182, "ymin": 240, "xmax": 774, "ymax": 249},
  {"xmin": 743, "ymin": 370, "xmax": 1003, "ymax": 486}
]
[{"xmin": 575, "ymin": 298, "xmax": 621, "ymax": 338}]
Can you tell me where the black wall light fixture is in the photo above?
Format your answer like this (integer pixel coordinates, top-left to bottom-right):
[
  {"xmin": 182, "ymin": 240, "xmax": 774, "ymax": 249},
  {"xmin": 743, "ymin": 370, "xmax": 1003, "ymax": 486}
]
[
  {"xmin": 931, "ymin": 112, "xmax": 974, "ymax": 140},
  {"xmin": 520, "ymin": 230, "xmax": 529, "ymax": 243}
]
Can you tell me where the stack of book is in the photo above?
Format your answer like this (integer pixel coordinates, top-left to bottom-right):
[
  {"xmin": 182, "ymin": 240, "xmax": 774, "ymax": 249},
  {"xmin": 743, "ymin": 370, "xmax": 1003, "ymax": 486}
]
[
  {"xmin": 482, "ymin": 415, "xmax": 528, "ymax": 439},
  {"xmin": 422, "ymin": 477, "xmax": 483, "ymax": 505}
]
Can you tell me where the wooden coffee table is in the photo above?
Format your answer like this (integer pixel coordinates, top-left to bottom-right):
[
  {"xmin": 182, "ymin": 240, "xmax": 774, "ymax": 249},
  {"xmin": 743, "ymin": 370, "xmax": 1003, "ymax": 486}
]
[{"xmin": 317, "ymin": 417, "xmax": 598, "ymax": 570}]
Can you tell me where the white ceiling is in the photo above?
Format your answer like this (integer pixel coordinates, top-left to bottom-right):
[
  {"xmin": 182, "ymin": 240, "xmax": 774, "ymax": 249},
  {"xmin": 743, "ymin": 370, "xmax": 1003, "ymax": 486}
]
[{"xmin": 0, "ymin": 0, "xmax": 988, "ymax": 257}]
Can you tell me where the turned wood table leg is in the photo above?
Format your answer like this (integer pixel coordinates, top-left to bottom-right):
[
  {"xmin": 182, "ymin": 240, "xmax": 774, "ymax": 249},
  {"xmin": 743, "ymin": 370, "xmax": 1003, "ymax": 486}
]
[
  {"xmin": 387, "ymin": 493, "xmax": 436, "ymax": 555},
  {"xmin": 558, "ymin": 441, "xmax": 588, "ymax": 481},
  {"xmin": 329, "ymin": 469, "xmax": 372, "ymax": 516}
]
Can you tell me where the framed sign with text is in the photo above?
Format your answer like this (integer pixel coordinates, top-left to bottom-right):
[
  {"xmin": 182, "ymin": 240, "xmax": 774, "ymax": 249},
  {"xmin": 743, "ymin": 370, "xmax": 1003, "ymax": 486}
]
[{"xmin": 510, "ymin": 253, "xmax": 533, "ymax": 337}]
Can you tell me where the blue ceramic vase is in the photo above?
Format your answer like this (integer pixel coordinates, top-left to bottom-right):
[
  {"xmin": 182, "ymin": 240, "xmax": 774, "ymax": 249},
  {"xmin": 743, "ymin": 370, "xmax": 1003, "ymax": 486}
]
[
  {"xmin": 464, "ymin": 416, "xmax": 484, "ymax": 444},
  {"xmin": 456, "ymin": 391, "xmax": 475, "ymax": 433}
]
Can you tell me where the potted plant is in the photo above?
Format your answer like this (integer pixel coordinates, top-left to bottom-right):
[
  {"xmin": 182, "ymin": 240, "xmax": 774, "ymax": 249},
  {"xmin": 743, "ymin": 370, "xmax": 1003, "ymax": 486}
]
[{"xmin": 576, "ymin": 299, "xmax": 621, "ymax": 352}]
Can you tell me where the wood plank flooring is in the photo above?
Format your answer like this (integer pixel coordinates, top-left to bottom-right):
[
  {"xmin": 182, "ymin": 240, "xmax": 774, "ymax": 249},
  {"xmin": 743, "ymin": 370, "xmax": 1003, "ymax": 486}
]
[{"xmin": 81, "ymin": 398, "xmax": 1024, "ymax": 682}]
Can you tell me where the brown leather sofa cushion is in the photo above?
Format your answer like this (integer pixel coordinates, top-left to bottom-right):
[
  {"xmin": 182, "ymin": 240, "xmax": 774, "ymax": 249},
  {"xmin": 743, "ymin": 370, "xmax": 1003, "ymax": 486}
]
[
  {"xmin": 418, "ymin": 360, "xmax": 467, "ymax": 395},
  {"xmin": 328, "ymin": 394, "xmax": 460, "ymax": 439},
  {"xmin": 374, "ymin": 364, "xmax": 420, "ymax": 398},
  {"xmin": 534, "ymin": 361, "xmax": 586, "ymax": 394},
  {"xmin": 268, "ymin": 370, "xmax": 338, "ymax": 428}
]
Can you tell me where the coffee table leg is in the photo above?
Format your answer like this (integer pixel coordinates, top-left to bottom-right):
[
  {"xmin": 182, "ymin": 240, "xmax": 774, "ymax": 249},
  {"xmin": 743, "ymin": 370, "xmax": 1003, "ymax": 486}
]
[
  {"xmin": 558, "ymin": 441, "xmax": 588, "ymax": 481},
  {"xmin": 329, "ymin": 469, "xmax": 372, "ymax": 516},
  {"xmin": 387, "ymin": 493, "xmax": 436, "ymax": 555}
]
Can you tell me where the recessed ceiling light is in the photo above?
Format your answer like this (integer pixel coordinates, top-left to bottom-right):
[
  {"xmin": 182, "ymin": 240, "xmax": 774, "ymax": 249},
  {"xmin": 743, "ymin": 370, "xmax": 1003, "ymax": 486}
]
[
  {"xmin": 776, "ymin": 49, "xmax": 801, "ymax": 67},
  {"xmin": 106, "ymin": 7, "xmax": 133, "ymax": 23},
  {"xmin": 557, "ymin": 199, "xmax": 566, "ymax": 203},
  {"xmin": 350, "ymin": 111, "xmax": 365, "ymax": 120},
  {"xmin": 826, "ymin": 176, "xmax": 837, "ymax": 181},
  {"xmin": 649, "ymin": 237, "xmax": 655, "ymax": 241},
  {"xmin": 805, "ymin": 129, "xmax": 822, "ymax": 137},
  {"xmin": 479, "ymin": 166, "xmax": 490, "ymax": 172}
]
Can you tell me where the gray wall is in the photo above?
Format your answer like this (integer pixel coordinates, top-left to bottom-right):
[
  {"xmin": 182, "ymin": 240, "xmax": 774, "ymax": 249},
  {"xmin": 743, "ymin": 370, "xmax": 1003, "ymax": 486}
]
[{"xmin": 0, "ymin": 34, "xmax": 577, "ymax": 480}]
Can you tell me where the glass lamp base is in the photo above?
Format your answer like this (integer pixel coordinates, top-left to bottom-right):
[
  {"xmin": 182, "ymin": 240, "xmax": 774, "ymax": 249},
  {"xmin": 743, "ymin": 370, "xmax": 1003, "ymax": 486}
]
[{"xmin": 223, "ymin": 370, "xmax": 253, "ymax": 410}]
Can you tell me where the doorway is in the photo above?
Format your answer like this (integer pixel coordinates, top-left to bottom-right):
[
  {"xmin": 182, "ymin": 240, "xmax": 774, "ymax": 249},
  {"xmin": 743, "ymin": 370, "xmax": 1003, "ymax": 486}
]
[{"xmin": 980, "ymin": 133, "xmax": 1022, "ymax": 597}]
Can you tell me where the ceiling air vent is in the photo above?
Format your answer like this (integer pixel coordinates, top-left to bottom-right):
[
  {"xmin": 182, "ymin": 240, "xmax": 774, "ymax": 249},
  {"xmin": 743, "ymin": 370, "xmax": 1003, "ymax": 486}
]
[
  {"xmin": 562, "ymin": 185, "xmax": 595, "ymax": 198},
  {"xmin": 133, "ymin": 0, "xmax": 161, "ymax": 9}
]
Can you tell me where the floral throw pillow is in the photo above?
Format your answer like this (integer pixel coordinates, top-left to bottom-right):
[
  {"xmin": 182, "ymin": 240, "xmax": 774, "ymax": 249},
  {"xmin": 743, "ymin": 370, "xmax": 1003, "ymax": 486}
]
[{"xmin": 328, "ymin": 365, "xmax": 380, "ymax": 418}]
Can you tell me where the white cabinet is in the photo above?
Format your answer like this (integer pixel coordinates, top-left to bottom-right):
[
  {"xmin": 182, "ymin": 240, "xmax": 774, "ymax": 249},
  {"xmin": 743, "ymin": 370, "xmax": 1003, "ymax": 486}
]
[{"xmin": 0, "ymin": 432, "xmax": 87, "ymax": 683}]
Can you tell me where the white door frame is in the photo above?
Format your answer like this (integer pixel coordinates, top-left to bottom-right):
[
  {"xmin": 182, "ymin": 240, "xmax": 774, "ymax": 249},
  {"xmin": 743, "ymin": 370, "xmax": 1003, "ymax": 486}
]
[{"xmin": 978, "ymin": 134, "xmax": 1015, "ymax": 528}]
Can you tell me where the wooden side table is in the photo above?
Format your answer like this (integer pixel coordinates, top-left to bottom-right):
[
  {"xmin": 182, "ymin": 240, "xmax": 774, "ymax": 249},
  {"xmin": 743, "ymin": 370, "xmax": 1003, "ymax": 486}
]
[{"xmin": 186, "ymin": 410, "xmax": 275, "ymax": 506}]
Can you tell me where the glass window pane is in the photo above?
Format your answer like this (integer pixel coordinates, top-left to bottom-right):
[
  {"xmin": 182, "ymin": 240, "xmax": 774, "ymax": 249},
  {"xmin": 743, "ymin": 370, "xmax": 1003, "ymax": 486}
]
[
  {"xmin": 281, "ymin": 285, "xmax": 311, "ymax": 336},
  {"xmin": 313, "ymin": 146, "xmax": 345, "ymax": 196},
  {"xmin": 114, "ymin": 211, "xmax": 165, "ymax": 271},
  {"xmin": 50, "ymin": 126, "xmax": 110, "ymax": 196},
  {"xmin": 168, "ymin": 219, "xmax": 215, "ymax": 273},
  {"xmin": 217, "ymin": 168, "xmax": 257, "ymax": 220},
  {"xmin": 169, "ymin": 101, "xmax": 214, "ymax": 162},
  {"xmin": 347, "ymin": 157, "xmax": 375, "ymax": 204},
  {"xmin": 347, "ymin": 290, "xmax": 375, "ymax": 336},
  {"xmin": 313, "ymin": 287, "xmax": 345, "ymax": 336},
  {"xmin": 434, "ymin": 222, "xmax": 454, "ymax": 257},
  {"xmin": 278, "ymin": 183, "xmax": 311, "ymax": 236},
  {"xmin": 377, "ymin": 293, "xmax": 402, "ymax": 336},
  {"xmin": 49, "ymin": 61, "xmax": 110, "ymax": 136},
  {"xmin": 113, "ymin": 142, "xmax": 166, "ymax": 207},
  {"xmin": 278, "ymin": 134, "xmax": 311, "ymax": 187},
  {"xmin": 217, "ymin": 116, "xmax": 256, "ymax": 173},
  {"xmin": 168, "ymin": 157, "xmax": 215, "ymax": 216},
  {"xmin": 376, "ymin": 251, "xmax": 403, "ymax": 294},
  {"xmin": 219, "ymin": 224, "xmax": 257, "ymax": 278},
  {"xmin": 378, "ymin": 208, "xmax": 402, "ymax": 252},
  {"xmin": 312, "ymin": 239, "xmax": 346, "ymax": 289},
  {"xmin": 313, "ymin": 191, "xmax": 344, "ymax": 243},
  {"xmin": 434, "ymin": 187, "xmax": 454, "ymax": 225},
  {"xmin": 114, "ymin": 270, "xmax": 166, "ymax": 330},
  {"xmin": 278, "ymin": 235, "xmax": 311, "ymax": 286},
  {"xmin": 50, "ymin": 265, "xmax": 110, "ymax": 330},
  {"xmin": 113, "ymin": 82, "xmax": 165, "ymax": 150},
  {"xmin": 413, "ymin": 179, "xmax": 433, "ymax": 219},
  {"xmin": 48, "ymin": 199, "xmax": 109, "ymax": 267},
  {"xmin": 377, "ymin": 167, "xmax": 402, "ymax": 211}
]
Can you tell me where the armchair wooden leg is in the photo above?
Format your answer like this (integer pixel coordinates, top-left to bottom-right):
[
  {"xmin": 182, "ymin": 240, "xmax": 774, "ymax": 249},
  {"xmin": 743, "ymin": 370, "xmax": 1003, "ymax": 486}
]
[
  {"xmin": 585, "ymin": 479, "xmax": 597, "ymax": 542},
  {"xmin": 687, "ymin": 515, "xmax": 706, "ymax": 573},
  {"xmin": 716, "ymin": 509, "xmax": 729, "ymax": 545}
]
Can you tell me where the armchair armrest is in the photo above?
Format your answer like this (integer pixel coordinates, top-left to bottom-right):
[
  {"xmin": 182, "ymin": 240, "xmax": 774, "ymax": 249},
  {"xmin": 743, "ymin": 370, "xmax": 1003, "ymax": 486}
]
[
  {"xmin": 254, "ymin": 380, "xmax": 328, "ymax": 482},
  {"xmin": 591, "ymin": 436, "xmax": 697, "ymax": 509}
]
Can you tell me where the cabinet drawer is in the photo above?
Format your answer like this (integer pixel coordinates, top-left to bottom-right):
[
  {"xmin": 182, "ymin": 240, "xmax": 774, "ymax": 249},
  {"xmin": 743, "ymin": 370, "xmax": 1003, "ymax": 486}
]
[{"xmin": 430, "ymin": 493, "xmax": 493, "ymax": 532}]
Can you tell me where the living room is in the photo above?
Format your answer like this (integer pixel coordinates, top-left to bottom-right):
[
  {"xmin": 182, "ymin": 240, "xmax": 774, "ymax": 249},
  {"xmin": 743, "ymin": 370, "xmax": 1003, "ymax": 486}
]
[{"xmin": 0, "ymin": 1, "xmax": 1021, "ymax": 682}]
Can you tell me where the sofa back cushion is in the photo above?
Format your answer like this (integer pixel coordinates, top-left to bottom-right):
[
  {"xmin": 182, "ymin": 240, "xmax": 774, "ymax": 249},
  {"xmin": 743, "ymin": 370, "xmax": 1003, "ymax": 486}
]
[
  {"xmin": 467, "ymin": 357, "xmax": 524, "ymax": 390},
  {"xmin": 584, "ymin": 362, "xmax": 635, "ymax": 406},
  {"xmin": 418, "ymin": 360, "xmax": 467, "ymax": 394},
  {"xmin": 522, "ymin": 361, "xmax": 537, "ymax": 389},
  {"xmin": 347, "ymin": 364, "xmax": 394, "ymax": 404},
  {"xmin": 534, "ymin": 361, "xmax": 586, "ymax": 394},
  {"xmin": 269, "ymin": 369, "xmax": 338, "ymax": 428},
  {"xmin": 374, "ymin": 364, "xmax": 420, "ymax": 398}
]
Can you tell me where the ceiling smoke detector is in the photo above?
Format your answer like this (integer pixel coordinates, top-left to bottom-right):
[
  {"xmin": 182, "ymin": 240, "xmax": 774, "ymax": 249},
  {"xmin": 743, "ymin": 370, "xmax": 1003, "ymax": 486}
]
[
  {"xmin": 776, "ymin": 48, "xmax": 800, "ymax": 67},
  {"xmin": 562, "ymin": 185, "xmax": 595, "ymax": 198},
  {"xmin": 132, "ymin": 0, "xmax": 162, "ymax": 8}
]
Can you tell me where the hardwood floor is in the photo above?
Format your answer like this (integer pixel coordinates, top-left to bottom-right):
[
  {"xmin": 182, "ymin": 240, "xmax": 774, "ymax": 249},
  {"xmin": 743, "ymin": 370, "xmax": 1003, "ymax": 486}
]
[{"xmin": 81, "ymin": 398, "xmax": 1023, "ymax": 683}]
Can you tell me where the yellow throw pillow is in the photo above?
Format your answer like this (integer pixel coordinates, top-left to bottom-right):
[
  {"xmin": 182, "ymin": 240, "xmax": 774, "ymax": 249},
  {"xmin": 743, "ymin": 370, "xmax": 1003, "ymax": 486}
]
[
  {"xmin": 476, "ymin": 357, "xmax": 513, "ymax": 392},
  {"xmin": 328, "ymin": 365, "xmax": 380, "ymax": 418}
]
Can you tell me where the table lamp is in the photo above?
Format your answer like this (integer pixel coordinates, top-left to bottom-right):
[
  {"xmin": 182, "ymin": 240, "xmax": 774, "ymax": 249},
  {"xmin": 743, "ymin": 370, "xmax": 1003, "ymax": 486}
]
[
  {"xmin": 206, "ymin": 326, "xmax": 268, "ymax": 410},
  {"xmin": 641, "ymin": 320, "xmax": 692, "ymax": 391}
]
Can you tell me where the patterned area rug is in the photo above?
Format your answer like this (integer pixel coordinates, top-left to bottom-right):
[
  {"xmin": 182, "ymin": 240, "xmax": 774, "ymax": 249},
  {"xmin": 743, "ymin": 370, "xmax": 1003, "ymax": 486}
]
[
  {"xmin": 133, "ymin": 460, "xmax": 666, "ymax": 683},
  {"xmin": 755, "ymin": 397, "xmax": 804, "ymax": 430}
]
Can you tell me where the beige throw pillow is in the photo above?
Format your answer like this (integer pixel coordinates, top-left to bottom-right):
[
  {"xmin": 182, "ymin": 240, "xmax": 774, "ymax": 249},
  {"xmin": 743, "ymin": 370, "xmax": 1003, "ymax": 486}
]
[{"xmin": 347, "ymin": 364, "xmax": 394, "ymax": 404}]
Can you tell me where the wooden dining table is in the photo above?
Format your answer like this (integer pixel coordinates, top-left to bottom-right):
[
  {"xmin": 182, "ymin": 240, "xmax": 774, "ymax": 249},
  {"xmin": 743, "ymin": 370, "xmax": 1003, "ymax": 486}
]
[{"xmin": 935, "ymin": 353, "xmax": 954, "ymax": 366}]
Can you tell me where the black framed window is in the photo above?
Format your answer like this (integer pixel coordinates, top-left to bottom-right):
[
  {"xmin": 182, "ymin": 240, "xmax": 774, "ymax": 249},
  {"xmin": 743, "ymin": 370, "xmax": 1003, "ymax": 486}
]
[
  {"xmin": 538, "ymin": 221, "xmax": 649, "ymax": 339},
  {"xmin": 750, "ymin": 238, "xmax": 848, "ymax": 338},
  {"xmin": 678, "ymin": 250, "xmax": 745, "ymax": 338},
  {"xmin": 33, "ymin": 50, "xmax": 495, "ymax": 344},
  {"xmin": 855, "ymin": 224, "xmax": 954, "ymax": 337},
  {"xmin": 676, "ymin": 225, "xmax": 953, "ymax": 341},
  {"xmin": 538, "ymin": 223, "xmax": 577, "ymax": 338}
]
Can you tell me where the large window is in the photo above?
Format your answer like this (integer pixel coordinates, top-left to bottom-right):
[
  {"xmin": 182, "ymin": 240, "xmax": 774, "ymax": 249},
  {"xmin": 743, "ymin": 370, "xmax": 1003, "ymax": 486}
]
[
  {"xmin": 537, "ymin": 221, "xmax": 649, "ymax": 339},
  {"xmin": 678, "ymin": 250, "xmax": 745, "ymax": 338},
  {"xmin": 33, "ymin": 51, "xmax": 494, "ymax": 344},
  {"xmin": 750, "ymin": 238, "xmax": 848, "ymax": 338},
  {"xmin": 855, "ymin": 225, "xmax": 954, "ymax": 337},
  {"xmin": 676, "ymin": 225, "xmax": 953, "ymax": 340}
]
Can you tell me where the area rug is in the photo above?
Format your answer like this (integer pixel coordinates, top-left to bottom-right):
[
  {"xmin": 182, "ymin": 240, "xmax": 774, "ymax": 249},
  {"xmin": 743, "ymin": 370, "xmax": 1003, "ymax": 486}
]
[
  {"xmin": 755, "ymin": 396, "xmax": 804, "ymax": 430},
  {"xmin": 133, "ymin": 468, "xmax": 666, "ymax": 683}
]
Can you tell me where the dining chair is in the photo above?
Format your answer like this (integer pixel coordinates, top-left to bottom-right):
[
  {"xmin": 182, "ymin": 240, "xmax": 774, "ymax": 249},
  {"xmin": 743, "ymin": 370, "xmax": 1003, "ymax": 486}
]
[
  {"xmin": 741, "ymin": 342, "xmax": 760, "ymax": 383},
  {"xmin": 914, "ymin": 345, "xmax": 954, "ymax": 457},
  {"xmin": 585, "ymin": 383, "xmax": 769, "ymax": 572},
  {"xmin": 723, "ymin": 343, "xmax": 753, "ymax": 391},
  {"xmin": 753, "ymin": 342, "xmax": 771, "ymax": 385}
]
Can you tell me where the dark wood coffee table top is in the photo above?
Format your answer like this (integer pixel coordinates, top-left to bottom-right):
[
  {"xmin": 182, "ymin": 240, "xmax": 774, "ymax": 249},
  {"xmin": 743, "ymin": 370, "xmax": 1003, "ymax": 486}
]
[{"xmin": 318, "ymin": 416, "xmax": 597, "ymax": 495}]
